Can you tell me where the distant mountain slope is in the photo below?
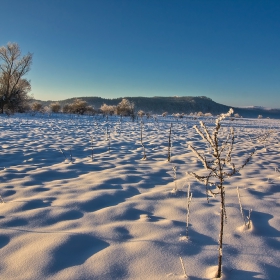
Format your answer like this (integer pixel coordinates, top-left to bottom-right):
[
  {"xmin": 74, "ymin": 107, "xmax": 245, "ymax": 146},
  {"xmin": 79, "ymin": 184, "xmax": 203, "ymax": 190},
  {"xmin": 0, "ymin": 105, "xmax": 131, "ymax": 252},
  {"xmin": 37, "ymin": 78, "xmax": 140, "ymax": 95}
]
[{"xmin": 35, "ymin": 96, "xmax": 280, "ymax": 118}]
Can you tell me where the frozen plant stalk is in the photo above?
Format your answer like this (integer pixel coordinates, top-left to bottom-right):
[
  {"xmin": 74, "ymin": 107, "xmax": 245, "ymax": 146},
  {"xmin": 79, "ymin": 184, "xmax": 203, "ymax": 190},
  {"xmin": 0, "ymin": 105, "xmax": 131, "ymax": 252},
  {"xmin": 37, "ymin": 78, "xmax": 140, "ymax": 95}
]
[
  {"xmin": 186, "ymin": 183, "xmax": 192, "ymax": 239},
  {"xmin": 188, "ymin": 108, "xmax": 257, "ymax": 278},
  {"xmin": 167, "ymin": 123, "xmax": 172, "ymax": 162},
  {"xmin": 237, "ymin": 186, "xmax": 253, "ymax": 229},
  {"xmin": 140, "ymin": 121, "xmax": 146, "ymax": 160},
  {"xmin": 172, "ymin": 165, "xmax": 178, "ymax": 193},
  {"xmin": 90, "ymin": 135, "xmax": 94, "ymax": 161},
  {"xmin": 59, "ymin": 148, "xmax": 67, "ymax": 161},
  {"xmin": 179, "ymin": 256, "xmax": 188, "ymax": 279},
  {"xmin": 237, "ymin": 186, "xmax": 246, "ymax": 226}
]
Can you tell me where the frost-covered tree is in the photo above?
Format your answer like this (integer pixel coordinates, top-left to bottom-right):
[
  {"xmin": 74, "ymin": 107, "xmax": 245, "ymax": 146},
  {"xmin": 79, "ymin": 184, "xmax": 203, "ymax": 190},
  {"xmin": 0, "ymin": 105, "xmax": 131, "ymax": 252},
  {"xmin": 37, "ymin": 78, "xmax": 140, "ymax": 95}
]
[
  {"xmin": 62, "ymin": 104, "xmax": 71, "ymax": 113},
  {"xmin": 188, "ymin": 108, "xmax": 256, "ymax": 278},
  {"xmin": 137, "ymin": 110, "xmax": 145, "ymax": 118},
  {"xmin": 68, "ymin": 99, "xmax": 88, "ymax": 115},
  {"xmin": 31, "ymin": 102, "xmax": 44, "ymax": 113},
  {"xmin": 116, "ymin": 98, "xmax": 134, "ymax": 116},
  {"xmin": 0, "ymin": 43, "xmax": 32, "ymax": 113},
  {"xmin": 50, "ymin": 102, "xmax": 61, "ymax": 113},
  {"xmin": 100, "ymin": 103, "xmax": 116, "ymax": 116}
]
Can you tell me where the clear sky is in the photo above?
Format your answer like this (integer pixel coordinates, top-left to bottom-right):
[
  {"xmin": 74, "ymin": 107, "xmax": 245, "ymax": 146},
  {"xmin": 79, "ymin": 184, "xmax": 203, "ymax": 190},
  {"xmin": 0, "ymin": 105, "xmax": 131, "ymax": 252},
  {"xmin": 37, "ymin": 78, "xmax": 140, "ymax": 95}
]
[{"xmin": 1, "ymin": 0, "xmax": 280, "ymax": 108}]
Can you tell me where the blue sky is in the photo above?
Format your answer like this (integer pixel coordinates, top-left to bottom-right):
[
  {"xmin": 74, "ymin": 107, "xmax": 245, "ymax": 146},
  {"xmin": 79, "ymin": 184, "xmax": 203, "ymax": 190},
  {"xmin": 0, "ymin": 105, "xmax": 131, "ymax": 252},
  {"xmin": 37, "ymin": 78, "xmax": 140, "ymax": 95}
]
[{"xmin": 1, "ymin": 0, "xmax": 280, "ymax": 108}]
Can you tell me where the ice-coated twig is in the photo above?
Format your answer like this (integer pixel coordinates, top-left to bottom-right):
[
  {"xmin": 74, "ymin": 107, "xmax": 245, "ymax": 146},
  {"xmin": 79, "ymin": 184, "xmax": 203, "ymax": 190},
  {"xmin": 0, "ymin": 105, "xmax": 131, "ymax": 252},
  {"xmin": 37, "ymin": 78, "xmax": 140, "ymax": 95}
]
[
  {"xmin": 199, "ymin": 121, "xmax": 215, "ymax": 147},
  {"xmin": 167, "ymin": 123, "xmax": 172, "ymax": 162},
  {"xmin": 172, "ymin": 165, "xmax": 178, "ymax": 192},
  {"xmin": 107, "ymin": 129, "xmax": 111, "ymax": 153},
  {"xmin": 237, "ymin": 186, "xmax": 246, "ymax": 226},
  {"xmin": 90, "ymin": 135, "xmax": 94, "ymax": 161},
  {"xmin": 59, "ymin": 148, "xmax": 67, "ymax": 160},
  {"xmin": 246, "ymin": 209, "xmax": 252, "ymax": 229},
  {"xmin": 69, "ymin": 146, "xmax": 73, "ymax": 163},
  {"xmin": 179, "ymin": 256, "xmax": 188, "ymax": 279},
  {"xmin": 140, "ymin": 121, "xmax": 146, "ymax": 160},
  {"xmin": 186, "ymin": 183, "xmax": 192, "ymax": 239},
  {"xmin": 188, "ymin": 144, "xmax": 208, "ymax": 169}
]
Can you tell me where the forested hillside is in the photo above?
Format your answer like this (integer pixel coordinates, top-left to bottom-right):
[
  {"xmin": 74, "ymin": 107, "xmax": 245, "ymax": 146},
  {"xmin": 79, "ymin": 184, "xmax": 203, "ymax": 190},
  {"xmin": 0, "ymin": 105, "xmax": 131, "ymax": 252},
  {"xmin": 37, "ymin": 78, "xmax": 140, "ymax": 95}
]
[{"xmin": 35, "ymin": 96, "xmax": 280, "ymax": 118}]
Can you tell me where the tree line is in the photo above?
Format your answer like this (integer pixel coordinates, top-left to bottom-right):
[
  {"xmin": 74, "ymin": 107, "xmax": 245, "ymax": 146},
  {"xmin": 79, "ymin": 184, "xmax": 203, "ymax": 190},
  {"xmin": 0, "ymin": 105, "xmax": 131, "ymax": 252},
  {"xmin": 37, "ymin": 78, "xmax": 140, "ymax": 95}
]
[
  {"xmin": 1, "ymin": 42, "xmax": 273, "ymax": 119},
  {"xmin": 0, "ymin": 42, "xmax": 135, "ymax": 117},
  {"xmin": 31, "ymin": 98, "xmax": 136, "ymax": 117}
]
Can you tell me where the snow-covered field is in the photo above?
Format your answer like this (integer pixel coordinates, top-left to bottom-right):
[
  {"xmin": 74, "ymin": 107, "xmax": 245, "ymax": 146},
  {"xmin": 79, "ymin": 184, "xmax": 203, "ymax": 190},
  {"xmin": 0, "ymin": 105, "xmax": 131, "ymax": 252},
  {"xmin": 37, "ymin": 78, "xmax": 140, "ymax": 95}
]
[{"xmin": 0, "ymin": 113, "xmax": 279, "ymax": 280}]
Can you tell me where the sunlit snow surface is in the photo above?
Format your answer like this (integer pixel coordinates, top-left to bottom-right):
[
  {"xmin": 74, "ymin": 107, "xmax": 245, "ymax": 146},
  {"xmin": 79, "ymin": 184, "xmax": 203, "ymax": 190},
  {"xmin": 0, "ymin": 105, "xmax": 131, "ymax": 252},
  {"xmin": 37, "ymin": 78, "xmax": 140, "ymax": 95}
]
[{"xmin": 0, "ymin": 113, "xmax": 280, "ymax": 279}]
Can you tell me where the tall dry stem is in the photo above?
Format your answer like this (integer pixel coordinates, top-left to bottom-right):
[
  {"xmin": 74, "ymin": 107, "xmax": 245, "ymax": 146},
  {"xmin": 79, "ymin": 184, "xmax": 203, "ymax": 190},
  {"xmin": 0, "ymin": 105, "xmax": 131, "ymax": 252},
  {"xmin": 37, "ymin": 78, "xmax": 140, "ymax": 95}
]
[
  {"xmin": 186, "ymin": 183, "xmax": 192, "ymax": 239},
  {"xmin": 188, "ymin": 108, "xmax": 257, "ymax": 278},
  {"xmin": 140, "ymin": 121, "xmax": 146, "ymax": 160},
  {"xmin": 167, "ymin": 123, "xmax": 172, "ymax": 162}
]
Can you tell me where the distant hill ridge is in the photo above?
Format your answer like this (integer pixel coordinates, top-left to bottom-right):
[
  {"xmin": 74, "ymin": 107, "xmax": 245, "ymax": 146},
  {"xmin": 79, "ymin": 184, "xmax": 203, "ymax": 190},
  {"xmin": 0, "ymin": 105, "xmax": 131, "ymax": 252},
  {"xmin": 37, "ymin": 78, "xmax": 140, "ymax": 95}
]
[{"xmin": 36, "ymin": 96, "xmax": 280, "ymax": 119}]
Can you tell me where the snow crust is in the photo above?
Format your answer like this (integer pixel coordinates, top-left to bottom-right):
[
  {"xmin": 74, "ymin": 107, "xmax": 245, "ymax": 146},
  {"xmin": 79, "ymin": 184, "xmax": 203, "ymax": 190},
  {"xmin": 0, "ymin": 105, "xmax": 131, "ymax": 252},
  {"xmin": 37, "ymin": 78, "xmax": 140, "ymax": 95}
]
[{"xmin": 0, "ymin": 113, "xmax": 279, "ymax": 279}]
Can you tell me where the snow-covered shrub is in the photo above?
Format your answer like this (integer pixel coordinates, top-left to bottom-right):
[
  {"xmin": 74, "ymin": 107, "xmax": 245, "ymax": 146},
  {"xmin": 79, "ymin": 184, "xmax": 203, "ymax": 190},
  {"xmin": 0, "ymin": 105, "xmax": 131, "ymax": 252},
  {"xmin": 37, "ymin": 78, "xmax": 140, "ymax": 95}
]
[
  {"xmin": 50, "ymin": 102, "xmax": 61, "ymax": 113},
  {"xmin": 204, "ymin": 112, "xmax": 212, "ymax": 117},
  {"xmin": 31, "ymin": 102, "xmax": 43, "ymax": 112},
  {"xmin": 137, "ymin": 110, "xmax": 145, "ymax": 118}
]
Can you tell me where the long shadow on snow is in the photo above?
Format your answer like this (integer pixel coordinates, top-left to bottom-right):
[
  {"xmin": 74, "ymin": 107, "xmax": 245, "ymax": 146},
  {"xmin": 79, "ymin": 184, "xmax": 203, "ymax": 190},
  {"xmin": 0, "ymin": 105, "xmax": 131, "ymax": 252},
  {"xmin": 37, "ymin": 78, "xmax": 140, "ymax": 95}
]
[
  {"xmin": 19, "ymin": 162, "xmax": 108, "ymax": 186},
  {"xmin": 262, "ymin": 263, "xmax": 280, "ymax": 280},
  {"xmin": 0, "ymin": 234, "xmax": 10, "ymax": 249},
  {"xmin": 48, "ymin": 233, "xmax": 109, "ymax": 272},
  {"xmin": 101, "ymin": 264, "xmax": 128, "ymax": 280},
  {"xmin": 218, "ymin": 269, "xmax": 263, "ymax": 280},
  {"xmin": 21, "ymin": 199, "xmax": 52, "ymax": 211},
  {"xmin": 248, "ymin": 184, "xmax": 280, "ymax": 198},
  {"xmin": 251, "ymin": 211, "xmax": 280, "ymax": 237},
  {"xmin": 100, "ymin": 175, "xmax": 143, "ymax": 186},
  {"xmin": 113, "ymin": 208, "xmax": 164, "ymax": 222},
  {"xmin": 80, "ymin": 187, "xmax": 140, "ymax": 213},
  {"xmin": 1, "ymin": 217, "xmax": 28, "ymax": 227},
  {"xmin": 0, "ymin": 149, "xmax": 68, "ymax": 170},
  {"xmin": 251, "ymin": 210, "xmax": 280, "ymax": 249},
  {"xmin": 183, "ymin": 230, "xmax": 216, "ymax": 252}
]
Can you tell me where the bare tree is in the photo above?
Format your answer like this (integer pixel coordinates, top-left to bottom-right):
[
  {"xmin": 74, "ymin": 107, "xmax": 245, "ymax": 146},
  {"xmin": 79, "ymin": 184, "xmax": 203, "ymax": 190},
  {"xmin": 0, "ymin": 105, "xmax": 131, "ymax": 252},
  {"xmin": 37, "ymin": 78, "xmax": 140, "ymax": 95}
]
[{"xmin": 0, "ymin": 42, "xmax": 33, "ymax": 113}]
